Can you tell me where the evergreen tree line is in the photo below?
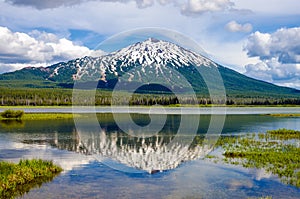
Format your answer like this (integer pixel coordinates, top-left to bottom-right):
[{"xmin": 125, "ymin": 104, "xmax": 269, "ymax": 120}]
[{"xmin": 0, "ymin": 88, "xmax": 299, "ymax": 106}]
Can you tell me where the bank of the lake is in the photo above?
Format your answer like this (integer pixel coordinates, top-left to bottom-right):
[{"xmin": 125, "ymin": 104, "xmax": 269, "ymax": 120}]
[
  {"xmin": 1, "ymin": 106, "xmax": 300, "ymax": 115},
  {"xmin": 0, "ymin": 159, "xmax": 62, "ymax": 198}
]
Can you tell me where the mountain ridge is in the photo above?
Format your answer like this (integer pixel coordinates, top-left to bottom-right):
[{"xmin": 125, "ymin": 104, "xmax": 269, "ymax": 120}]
[{"xmin": 0, "ymin": 38, "xmax": 299, "ymax": 98}]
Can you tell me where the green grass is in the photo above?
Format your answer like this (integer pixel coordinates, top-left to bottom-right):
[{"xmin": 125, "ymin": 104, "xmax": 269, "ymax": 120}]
[
  {"xmin": 0, "ymin": 159, "xmax": 62, "ymax": 198},
  {"xmin": 265, "ymin": 128, "xmax": 300, "ymax": 140},
  {"xmin": 264, "ymin": 113, "xmax": 300, "ymax": 117},
  {"xmin": 21, "ymin": 113, "xmax": 80, "ymax": 120},
  {"xmin": 0, "ymin": 111, "xmax": 82, "ymax": 121},
  {"xmin": 202, "ymin": 129, "xmax": 300, "ymax": 188}
]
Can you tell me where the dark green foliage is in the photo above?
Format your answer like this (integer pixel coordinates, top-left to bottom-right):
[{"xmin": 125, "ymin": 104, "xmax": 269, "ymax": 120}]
[
  {"xmin": 0, "ymin": 86, "xmax": 299, "ymax": 106},
  {"xmin": 1, "ymin": 110, "xmax": 24, "ymax": 119},
  {"xmin": 0, "ymin": 159, "xmax": 62, "ymax": 198}
]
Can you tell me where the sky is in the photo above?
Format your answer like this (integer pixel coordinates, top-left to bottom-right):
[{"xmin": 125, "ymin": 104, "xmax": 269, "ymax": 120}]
[{"xmin": 0, "ymin": 0, "xmax": 299, "ymax": 89}]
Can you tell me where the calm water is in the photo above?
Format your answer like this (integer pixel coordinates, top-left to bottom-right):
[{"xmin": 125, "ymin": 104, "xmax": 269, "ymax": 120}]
[{"xmin": 0, "ymin": 108, "xmax": 300, "ymax": 198}]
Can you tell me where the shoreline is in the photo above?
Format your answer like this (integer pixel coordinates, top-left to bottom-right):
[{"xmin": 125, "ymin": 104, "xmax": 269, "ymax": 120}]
[{"xmin": 0, "ymin": 106, "xmax": 300, "ymax": 115}]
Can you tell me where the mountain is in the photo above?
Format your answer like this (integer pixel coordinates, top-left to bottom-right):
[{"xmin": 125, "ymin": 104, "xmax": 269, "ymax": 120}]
[{"xmin": 0, "ymin": 38, "xmax": 299, "ymax": 97}]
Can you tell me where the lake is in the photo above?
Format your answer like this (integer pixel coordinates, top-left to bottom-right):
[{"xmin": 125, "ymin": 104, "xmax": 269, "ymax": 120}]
[{"xmin": 0, "ymin": 107, "xmax": 300, "ymax": 198}]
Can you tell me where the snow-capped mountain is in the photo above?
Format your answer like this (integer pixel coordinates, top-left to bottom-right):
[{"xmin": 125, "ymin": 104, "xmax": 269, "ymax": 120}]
[
  {"xmin": 47, "ymin": 38, "xmax": 217, "ymax": 84},
  {"xmin": 1, "ymin": 38, "xmax": 299, "ymax": 96}
]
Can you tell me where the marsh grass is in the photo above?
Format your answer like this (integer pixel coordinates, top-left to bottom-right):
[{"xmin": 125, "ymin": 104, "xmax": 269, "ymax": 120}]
[
  {"xmin": 266, "ymin": 128, "xmax": 300, "ymax": 140},
  {"xmin": 0, "ymin": 112, "xmax": 82, "ymax": 121},
  {"xmin": 202, "ymin": 129, "xmax": 300, "ymax": 188},
  {"xmin": 0, "ymin": 159, "xmax": 62, "ymax": 198},
  {"xmin": 22, "ymin": 113, "xmax": 79, "ymax": 120},
  {"xmin": 265, "ymin": 113, "xmax": 300, "ymax": 117}
]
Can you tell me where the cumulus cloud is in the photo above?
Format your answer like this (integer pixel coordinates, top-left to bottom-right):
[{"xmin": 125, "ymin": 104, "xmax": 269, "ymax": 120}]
[
  {"xmin": 0, "ymin": 26, "xmax": 104, "ymax": 64},
  {"xmin": 245, "ymin": 28, "xmax": 300, "ymax": 63},
  {"xmin": 181, "ymin": 0, "xmax": 234, "ymax": 15},
  {"xmin": 5, "ymin": 0, "xmax": 168, "ymax": 9},
  {"xmin": 5, "ymin": 0, "xmax": 87, "ymax": 9},
  {"xmin": 225, "ymin": 20, "xmax": 252, "ymax": 33},
  {"xmin": 6, "ymin": 0, "xmax": 239, "ymax": 15},
  {"xmin": 244, "ymin": 27, "xmax": 300, "ymax": 89},
  {"xmin": 0, "ymin": 26, "xmax": 104, "ymax": 72},
  {"xmin": 245, "ymin": 61, "xmax": 300, "ymax": 89}
]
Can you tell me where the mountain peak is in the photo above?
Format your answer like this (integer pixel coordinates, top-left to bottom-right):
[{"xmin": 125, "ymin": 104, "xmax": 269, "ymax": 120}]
[
  {"xmin": 35, "ymin": 38, "xmax": 218, "ymax": 81},
  {"xmin": 110, "ymin": 37, "xmax": 216, "ymax": 69}
]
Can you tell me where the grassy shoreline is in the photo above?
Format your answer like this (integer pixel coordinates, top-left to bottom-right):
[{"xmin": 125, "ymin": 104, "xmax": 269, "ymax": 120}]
[
  {"xmin": 205, "ymin": 129, "xmax": 300, "ymax": 188},
  {"xmin": 1, "ymin": 104, "xmax": 300, "ymax": 109},
  {"xmin": 264, "ymin": 113, "xmax": 300, "ymax": 117},
  {"xmin": 0, "ymin": 113, "xmax": 80, "ymax": 121},
  {"xmin": 1, "ymin": 106, "xmax": 300, "ymax": 120},
  {"xmin": 0, "ymin": 159, "xmax": 62, "ymax": 198}
]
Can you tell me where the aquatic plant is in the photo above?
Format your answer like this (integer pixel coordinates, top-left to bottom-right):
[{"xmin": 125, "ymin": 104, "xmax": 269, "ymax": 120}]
[
  {"xmin": 266, "ymin": 128, "xmax": 300, "ymax": 140},
  {"xmin": 203, "ymin": 129, "xmax": 300, "ymax": 188},
  {"xmin": 0, "ymin": 159, "xmax": 62, "ymax": 198}
]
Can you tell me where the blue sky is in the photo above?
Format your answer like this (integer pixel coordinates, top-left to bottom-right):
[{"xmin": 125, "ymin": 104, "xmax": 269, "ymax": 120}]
[{"xmin": 0, "ymin": 0, "xmax": 299, "ymax": 89}]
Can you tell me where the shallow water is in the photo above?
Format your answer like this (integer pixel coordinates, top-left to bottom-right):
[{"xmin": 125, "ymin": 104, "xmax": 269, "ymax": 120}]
[{"xmin": 0, "ymin": 110, "xmax": 300, "ymax": 198}]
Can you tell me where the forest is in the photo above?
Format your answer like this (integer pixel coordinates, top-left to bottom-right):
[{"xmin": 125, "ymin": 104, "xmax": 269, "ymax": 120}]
[{"xmin": 0, "ymin": 87, "xmax": 299, "ymax": 106}]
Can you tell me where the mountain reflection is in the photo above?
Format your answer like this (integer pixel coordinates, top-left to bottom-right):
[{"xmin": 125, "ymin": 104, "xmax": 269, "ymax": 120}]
[{"xmin": 23, "ymin": 129, "xmax": 209, "ymax": 173}]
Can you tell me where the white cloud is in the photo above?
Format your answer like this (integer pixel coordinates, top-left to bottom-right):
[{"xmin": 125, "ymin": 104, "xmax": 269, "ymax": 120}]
[
  {"xmin": 1, "ymin": 0, "xmax": 300, "ymax": 91},
  {"xmin": 5, "ymin": 0, "xmax": 168, "ymax": 9},
  {"xmin": 245, "ymin": 28, "xmax": 300, "ymax": 63},
  {"xmin": 245, "ymin": 61, "xmax": 300, "ymax": 89},
  {"xmin": 244, "ymin": 27, "xmax": 300, "ymax": 89},
  {"xmin": 225, "ymin": 20, "xmax": 252, "ymax": 33},
  {"xmin": 234, "ymin": 0, "xmax": 300, "ymax": 15},
  {"xmin": 0, "ymin": 26, "xmax": 104, "ymax": 72},
  {"xmin": 5, "ymin": 0, "xmax": 240, "ymax": 16},
  {"xmin": 136, "ymin": 0, "xmax": 155, "ymax": 8},
  {"xmin": 181, "ymin": 0, "xmax": 234, "ymax": 15},
  {"xmin": 0, "ymin": 63, "xmax": 47, "ymax": 74},
  {"xmin": 0, "ymin": 26, "xmax": 104, "ymax": 64},
  {"xmin": 5, "ymin": 0, "xmax": 91, "ymax": 9}
]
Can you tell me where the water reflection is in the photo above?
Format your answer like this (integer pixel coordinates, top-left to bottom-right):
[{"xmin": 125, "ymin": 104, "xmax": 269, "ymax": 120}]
[
  {"xmin": 0, "ymin": 120, "xmax": 25, "ymax": 129},
  {"xmin": 1, "ymin": 113, "xmax": 300, "ymax": 174},
  {"xmin": 80, "ymin": 130, "xmax": 210, "ymax": 173},
  {"xmin": 1, "ymin": 113, "xmax": 300, "ymax": 198},
  {"xmin": 21, "ymin": 127, "xmax": 209, "ymax": 174}
]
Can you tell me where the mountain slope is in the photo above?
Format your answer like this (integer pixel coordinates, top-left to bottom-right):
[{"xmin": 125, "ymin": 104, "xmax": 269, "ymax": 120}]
[{"xmin": 0, "ymin": 38, "xmax": 299, "ymax": 98}]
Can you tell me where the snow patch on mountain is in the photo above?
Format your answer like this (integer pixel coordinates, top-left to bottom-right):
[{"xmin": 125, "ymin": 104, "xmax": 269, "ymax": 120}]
[{"xmin": 45, "ymin": 38, "xmax": 217, "ymax": 81}]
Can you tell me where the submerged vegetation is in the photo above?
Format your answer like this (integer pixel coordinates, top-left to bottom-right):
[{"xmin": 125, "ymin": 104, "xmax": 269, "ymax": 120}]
[
  {"xmin": 204, "ymin": 129, "xmax": 300, "ymax": 188},
  {"xmin": 0, "ymin": 159, "xmax": 62, "ymax": 198}
]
